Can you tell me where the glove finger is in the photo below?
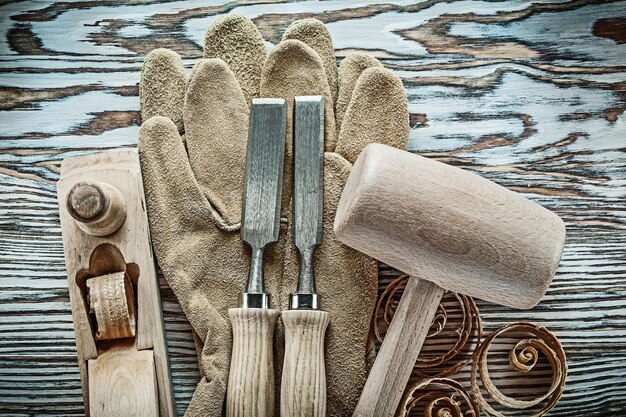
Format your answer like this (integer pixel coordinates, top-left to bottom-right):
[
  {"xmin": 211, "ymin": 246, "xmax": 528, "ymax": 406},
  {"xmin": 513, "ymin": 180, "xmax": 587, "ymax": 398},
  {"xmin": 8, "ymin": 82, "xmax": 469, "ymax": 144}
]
[
  {"xmin": 139, "ymin": 48, "xmax": 187, "ymax": 133},
  {"xmin": 282, "ymin": 18, "xmax": 338, "ymax": 107},
  {"xmin": 335, "ymin": 53, "xmax": 383, "ymax": 138},
  {"xmin": 204, "ymin": 13, "xmax": 266, "ymax": 104},
  {"xmin": 184, "ymin": 58, "xmax": 249, "ymax": 230},
  {"xmin": 260, "ymin": 39, "xmax": 336, "ymax": 218},
  {"xmin": 186, "ymin": 303, "xmax": 232, "ymax": 417},
  {"xmin": 336, "ymin": 67, "xmax": 409, "ymax": 163},
  {"xmin": 187, "ymin": 379, "xmax": 224, "ymax": 417},
  {"xmin": 138, "ymin": 117, "xmax": 216, "ymax": 335}
]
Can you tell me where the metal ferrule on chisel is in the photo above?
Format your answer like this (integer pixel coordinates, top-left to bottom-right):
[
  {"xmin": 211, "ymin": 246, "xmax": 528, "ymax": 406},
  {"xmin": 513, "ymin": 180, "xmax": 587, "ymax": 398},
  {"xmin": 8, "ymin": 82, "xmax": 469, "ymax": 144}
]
[
  {"xmin": 290, "ymin": 246, "xmax": 319, "ymax": 309},
  {"xmin": 240, "ymin": 98, "xmax": 287, "ymax": 309},
  {"xmin": 290, "ymin": 96, "xmax": 325, "ymax": 311},
  {"xmin": 240, "ymin": 247, "xmax": 268, "ymax": 308}
]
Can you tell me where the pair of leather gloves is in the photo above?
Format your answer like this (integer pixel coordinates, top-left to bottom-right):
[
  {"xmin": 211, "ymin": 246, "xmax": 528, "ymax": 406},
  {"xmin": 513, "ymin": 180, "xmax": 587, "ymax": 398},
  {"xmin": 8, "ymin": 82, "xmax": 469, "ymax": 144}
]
[{"xmin": 138, "ymin": 14, "xmax": 409, "ymax": 416}]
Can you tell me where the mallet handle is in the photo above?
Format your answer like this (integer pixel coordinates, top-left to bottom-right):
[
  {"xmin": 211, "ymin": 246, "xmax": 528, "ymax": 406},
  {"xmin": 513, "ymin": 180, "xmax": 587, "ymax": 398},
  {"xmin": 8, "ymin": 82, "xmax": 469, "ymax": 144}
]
[{"xmin": 352, "ymin": 276, "xmax": 444, "ymax": 417}]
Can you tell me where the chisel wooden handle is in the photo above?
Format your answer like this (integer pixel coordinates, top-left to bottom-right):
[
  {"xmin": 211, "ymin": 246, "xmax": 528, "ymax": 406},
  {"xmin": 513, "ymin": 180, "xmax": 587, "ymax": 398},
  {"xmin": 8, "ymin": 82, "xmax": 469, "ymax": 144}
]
[
  {"xmin": 352, "ymin": 277, "xmax": 444, "ymax": 417},
  {"xmin": 280, "ymin": 310, "xmax": 329, "ymax": 417},
  {"xmin": 226, "ymin": 307, "xmax": 279, "ymax": 417}
]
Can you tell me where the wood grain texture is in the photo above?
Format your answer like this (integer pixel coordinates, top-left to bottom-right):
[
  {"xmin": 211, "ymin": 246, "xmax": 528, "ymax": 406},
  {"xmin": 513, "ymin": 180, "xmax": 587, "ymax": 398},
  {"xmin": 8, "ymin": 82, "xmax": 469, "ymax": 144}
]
[
  {"xmin": 280, "ymin": 310, "xmax": 329, "ymax": 417},
  {"xmin": 227, "ymin": 308, "xmax": 279, "ymax": 417},
  {"xmin": 88, "ymin": 347, "xmax": 159, "ymax": 417},
  {"xmin": 0, "ymin": 1, "xmax": 624, "ymax": 416}
]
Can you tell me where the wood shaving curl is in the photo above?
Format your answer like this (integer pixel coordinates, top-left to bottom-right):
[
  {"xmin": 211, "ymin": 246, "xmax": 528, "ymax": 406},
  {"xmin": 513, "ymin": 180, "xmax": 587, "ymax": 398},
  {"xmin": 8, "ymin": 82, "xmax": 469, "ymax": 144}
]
[
  {"xmin": 374, "ymin": 275, "xmax": 482, "ymax": 377},
  {"xmin": 399, "ymin": 377, "xmax": 480, "ymax": 417},
  {"xmin": 375, "ymin": 277, "xmax": 567, "ymax": 416},
  {"xmin": 86, "ymin": 271, "xmax": 136, "ymax": 341},
  {"xmin": 470, "ymin": 323, "xmax": 567, "ymax": 417}
]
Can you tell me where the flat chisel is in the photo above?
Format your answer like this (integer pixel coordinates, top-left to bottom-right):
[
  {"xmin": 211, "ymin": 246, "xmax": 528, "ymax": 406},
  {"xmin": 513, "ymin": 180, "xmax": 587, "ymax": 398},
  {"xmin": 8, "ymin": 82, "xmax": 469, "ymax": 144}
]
[
  {"xmin": 226, "ymin": 98, "xmax": 287, "ymax": 417},
  {"xmin": 281, "ymin": 96, "xmax": 329, "ymax": 417}
]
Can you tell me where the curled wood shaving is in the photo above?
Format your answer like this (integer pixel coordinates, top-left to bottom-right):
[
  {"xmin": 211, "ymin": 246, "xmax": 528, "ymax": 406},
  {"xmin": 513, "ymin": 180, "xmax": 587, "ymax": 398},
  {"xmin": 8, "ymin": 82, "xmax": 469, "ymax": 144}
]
[
  {"xmin": 375, "ymin": 275, "xmax": 482, "ymax": 377},
  {"xmin": 399, "ymin": 377, "xmax": 480, "ymax": 417},
  {"xmin": 86, "ymin": 271, "xmax": 136, "ymax": 341},
  {"xmin": 470, "ymin": 323, "xmax": 567, "ymax": 417}
]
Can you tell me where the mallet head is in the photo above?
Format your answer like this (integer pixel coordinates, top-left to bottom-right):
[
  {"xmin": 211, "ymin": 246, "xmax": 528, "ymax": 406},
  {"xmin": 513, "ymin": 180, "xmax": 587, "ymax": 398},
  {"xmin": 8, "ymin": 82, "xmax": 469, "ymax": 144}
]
[{"xmin": 334, "ymin": 143, "xmax": 566, "ymax": 309}]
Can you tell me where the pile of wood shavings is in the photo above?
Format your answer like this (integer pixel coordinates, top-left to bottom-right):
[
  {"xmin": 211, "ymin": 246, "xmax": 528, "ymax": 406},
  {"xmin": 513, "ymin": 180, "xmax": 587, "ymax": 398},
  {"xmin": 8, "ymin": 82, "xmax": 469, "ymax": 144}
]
[
  {"xmin": 374, "ymin": 275, "xmax": 567, "ymax": 417},
  {"xmin": 400, "ymin": 378, "xmax": 479, "ymax": 417}
]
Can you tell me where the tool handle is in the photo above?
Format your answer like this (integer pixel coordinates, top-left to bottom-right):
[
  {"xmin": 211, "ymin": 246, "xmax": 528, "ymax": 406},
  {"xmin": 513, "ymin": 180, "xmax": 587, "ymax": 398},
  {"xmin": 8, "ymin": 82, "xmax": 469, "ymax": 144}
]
[
  {"xmin": 280, "ymin": 310, "xmax": 329, "ymax": 417},
  {"xmin": 352, "ymin": 277, "xmax": 445, "ymax": 417},
  {"xmin": 227, "ymin": 308, "xmax": 279, "ymax": 417}
]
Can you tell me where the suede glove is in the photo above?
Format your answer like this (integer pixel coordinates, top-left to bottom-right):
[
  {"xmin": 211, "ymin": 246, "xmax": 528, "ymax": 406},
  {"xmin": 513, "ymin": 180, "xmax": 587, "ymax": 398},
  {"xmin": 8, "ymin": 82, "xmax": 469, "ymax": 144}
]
[{"xmin": 138, "ymin": 14, "xmax": 409, "ymax": 417}]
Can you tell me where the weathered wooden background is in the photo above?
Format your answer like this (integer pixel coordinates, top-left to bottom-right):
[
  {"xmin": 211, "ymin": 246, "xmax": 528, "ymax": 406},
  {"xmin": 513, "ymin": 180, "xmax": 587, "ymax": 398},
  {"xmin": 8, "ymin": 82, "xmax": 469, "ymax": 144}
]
[{"xmin": 1, "ymin": 0, "xmax": 625, "ymax": 416}]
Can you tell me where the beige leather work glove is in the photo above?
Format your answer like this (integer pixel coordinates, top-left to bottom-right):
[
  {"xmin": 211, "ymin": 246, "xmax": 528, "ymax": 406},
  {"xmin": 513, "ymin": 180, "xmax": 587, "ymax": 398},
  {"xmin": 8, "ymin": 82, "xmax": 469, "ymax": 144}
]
[{"xmin": 138, "ymin": 14, "xmax": 408, "ymax": 417}]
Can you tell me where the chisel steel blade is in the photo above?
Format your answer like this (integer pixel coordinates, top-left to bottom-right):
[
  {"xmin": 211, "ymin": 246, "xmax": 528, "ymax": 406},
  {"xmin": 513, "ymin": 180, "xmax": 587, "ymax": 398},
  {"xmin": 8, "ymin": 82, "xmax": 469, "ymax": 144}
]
[
  {"xmin": 294, "ymin": 96, "xmax": 324, "ymax": 252},
  {"xmin": 241, "ymin": 98, "xmax": 287, "ymax": 249},
  {"xmin": 291, "ymin": 96, "xmax": 324, "ymax": 305}
]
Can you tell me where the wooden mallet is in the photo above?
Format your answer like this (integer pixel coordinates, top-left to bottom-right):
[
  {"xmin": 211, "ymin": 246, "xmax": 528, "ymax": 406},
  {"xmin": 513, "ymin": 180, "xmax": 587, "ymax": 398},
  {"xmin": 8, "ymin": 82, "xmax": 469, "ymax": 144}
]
[{"xmin": 334, "ymin": 144, "xmax": 566, "ymax": 417}]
